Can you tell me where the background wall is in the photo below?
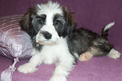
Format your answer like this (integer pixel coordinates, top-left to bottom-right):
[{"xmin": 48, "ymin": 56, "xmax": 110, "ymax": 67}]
[{"xmin": 0, "ymin": 0, "xmax": 122, "ymax": 50}]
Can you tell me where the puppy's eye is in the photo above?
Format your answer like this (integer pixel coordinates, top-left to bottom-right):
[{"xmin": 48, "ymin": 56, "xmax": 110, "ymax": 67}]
[
  {"xmin": 38, "ymin": 19, "xmax": 43, "ymax": 24},
  {"xmin": 54, "ymin": 20, "xmax": 59, "ymax": 25}
]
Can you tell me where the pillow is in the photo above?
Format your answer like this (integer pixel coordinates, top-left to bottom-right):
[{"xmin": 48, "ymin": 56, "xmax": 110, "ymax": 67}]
[{"xmin": 0, "ymin": 15, "xmax": 33, "ymax": 81}]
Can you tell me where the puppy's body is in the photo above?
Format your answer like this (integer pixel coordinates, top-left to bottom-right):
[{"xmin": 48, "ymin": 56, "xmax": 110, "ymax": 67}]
[
  {"xmin": 68, "ymin": 27, "xmax": 113, "ymax": 57},
  {"xmin": 18, "ymin": 1, "xmax": 121, "ymax": 81}
]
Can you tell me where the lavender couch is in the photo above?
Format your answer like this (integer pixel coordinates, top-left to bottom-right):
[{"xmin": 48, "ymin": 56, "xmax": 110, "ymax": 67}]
[{"xmin": 0, "ymin": 0, "xmax": 122, "ymax": 81}]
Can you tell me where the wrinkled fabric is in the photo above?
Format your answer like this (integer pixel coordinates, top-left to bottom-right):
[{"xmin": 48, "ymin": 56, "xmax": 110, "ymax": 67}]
[
  {"xmin": 1, "ymin": 58, "xmax": 19, "ymax": 81},
  {"xmin": 0, "ymin": 15, "xmax": 32, "ymax": 59},
  {"xmin": 0, "ymin": 15, "xmax": 33, "ymax": 81}
]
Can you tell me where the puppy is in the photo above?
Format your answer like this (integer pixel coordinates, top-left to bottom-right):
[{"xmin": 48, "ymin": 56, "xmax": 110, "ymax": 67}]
[{"xmin": 18, "ymin": 1, "xmax": 121, "ymax": 81}]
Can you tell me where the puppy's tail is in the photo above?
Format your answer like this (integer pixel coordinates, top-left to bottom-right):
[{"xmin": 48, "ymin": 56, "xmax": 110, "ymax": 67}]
[{"xmin": 101, "ymin": 22, "xmax": 115, "ymax": 40}]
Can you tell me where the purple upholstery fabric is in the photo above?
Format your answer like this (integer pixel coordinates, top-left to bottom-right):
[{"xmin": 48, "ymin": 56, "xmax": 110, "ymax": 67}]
[
  {"xmin": 0, "ymin": 0, "xmax": 122, "ymax": 81},
  {"xmin": 0, "ymin": 56, "xmax": 122, "ymax": 81}
]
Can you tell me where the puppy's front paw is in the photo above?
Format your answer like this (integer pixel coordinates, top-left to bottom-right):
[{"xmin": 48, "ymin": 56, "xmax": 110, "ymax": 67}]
[
  {"xmin": 50, "ymin": 75, "xmax": 66, "ymax": 81},
  {"xmin": 18, "ymin": 63, "xmax": 38, "ymax": 74}
]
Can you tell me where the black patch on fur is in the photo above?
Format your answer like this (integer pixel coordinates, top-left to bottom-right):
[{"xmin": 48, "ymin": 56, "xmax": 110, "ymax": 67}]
[
  {"xmin": 31, "ymin": 14, "xmax": 46, "ymax": 33},
  {"xmin": 67, "ymin": 28, "xmax": 114, "ymax": 57},
  {"xmin": 62, "ymin": 6, "xmax": 76, "ymax": 37},
  {"xmin": 32, "ymin": 36, "xmax": 43, "ymax": 51},
  {"xmin": 101, "ymin": 27, "xmax": 109, "ymax": 40},
  {"xmin": 19, "ymin": 5, "xmax": 46, "ymax": 51},
  {"xmin": 53, "ymin": 14, "xmax": 66, "ymax": 37}
]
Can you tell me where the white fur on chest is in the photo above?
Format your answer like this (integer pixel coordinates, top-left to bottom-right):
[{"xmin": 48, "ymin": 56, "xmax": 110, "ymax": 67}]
[{"xmin": 39, "ymin": 37, "xmax": 72, "ymax": 64}]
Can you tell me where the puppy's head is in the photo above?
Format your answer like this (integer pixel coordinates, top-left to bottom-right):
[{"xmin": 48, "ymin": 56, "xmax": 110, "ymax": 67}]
[{"xmin": 20, "ymin": 1, "xmax": 76, "ymax": 45}]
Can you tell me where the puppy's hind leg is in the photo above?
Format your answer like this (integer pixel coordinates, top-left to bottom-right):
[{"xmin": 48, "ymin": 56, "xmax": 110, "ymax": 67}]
[
  {"xmin": 92, "ymin": 38, "xmax": 121, "ymax": 59},
  {"xmin": 79, "ymin": 52, "xmax": 93, "ymax": 61},
  {"xmin": 79, "ymin": 46, "xmax": 104, "ymax": 61},
  {"xmin": 108, "ymin": 48, "xmax": 121, "ymax": 59}
]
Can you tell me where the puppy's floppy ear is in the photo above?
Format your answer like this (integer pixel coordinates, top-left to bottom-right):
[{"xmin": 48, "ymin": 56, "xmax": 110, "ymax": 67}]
[
  {"xmin": 20, "ymin": 5, "xmax": 38, "ymax": 37},
  {"xmin": 62, "ymin": 6, "xmax": 76, "ymax": 36}
]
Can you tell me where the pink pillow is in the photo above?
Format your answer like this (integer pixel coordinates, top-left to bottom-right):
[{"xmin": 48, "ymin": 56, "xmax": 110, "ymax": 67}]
[{"xmin": 0, "ymin": 15, "xmax": 33, "ymax": 81}]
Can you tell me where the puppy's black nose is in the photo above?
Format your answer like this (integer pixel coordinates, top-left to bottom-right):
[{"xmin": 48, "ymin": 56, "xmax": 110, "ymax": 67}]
[{"xmin": 42, "ymin": 31, "xmax": 52, "ymax": 39}]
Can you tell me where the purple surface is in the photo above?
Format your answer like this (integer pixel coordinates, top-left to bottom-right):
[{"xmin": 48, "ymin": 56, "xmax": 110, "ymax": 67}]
[
  {"xmin": 0, "ymin": 55, "xmax": 122, "ymax": 81},
  {"xmin": 0, "ymin": 0, "xmax": 122, "ymax": 81}
]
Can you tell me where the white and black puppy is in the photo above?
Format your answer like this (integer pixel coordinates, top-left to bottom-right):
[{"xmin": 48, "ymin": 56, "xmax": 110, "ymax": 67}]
[{"xmin": 18, "ymin": 1, "xmax": 121, "ymax": 81}]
